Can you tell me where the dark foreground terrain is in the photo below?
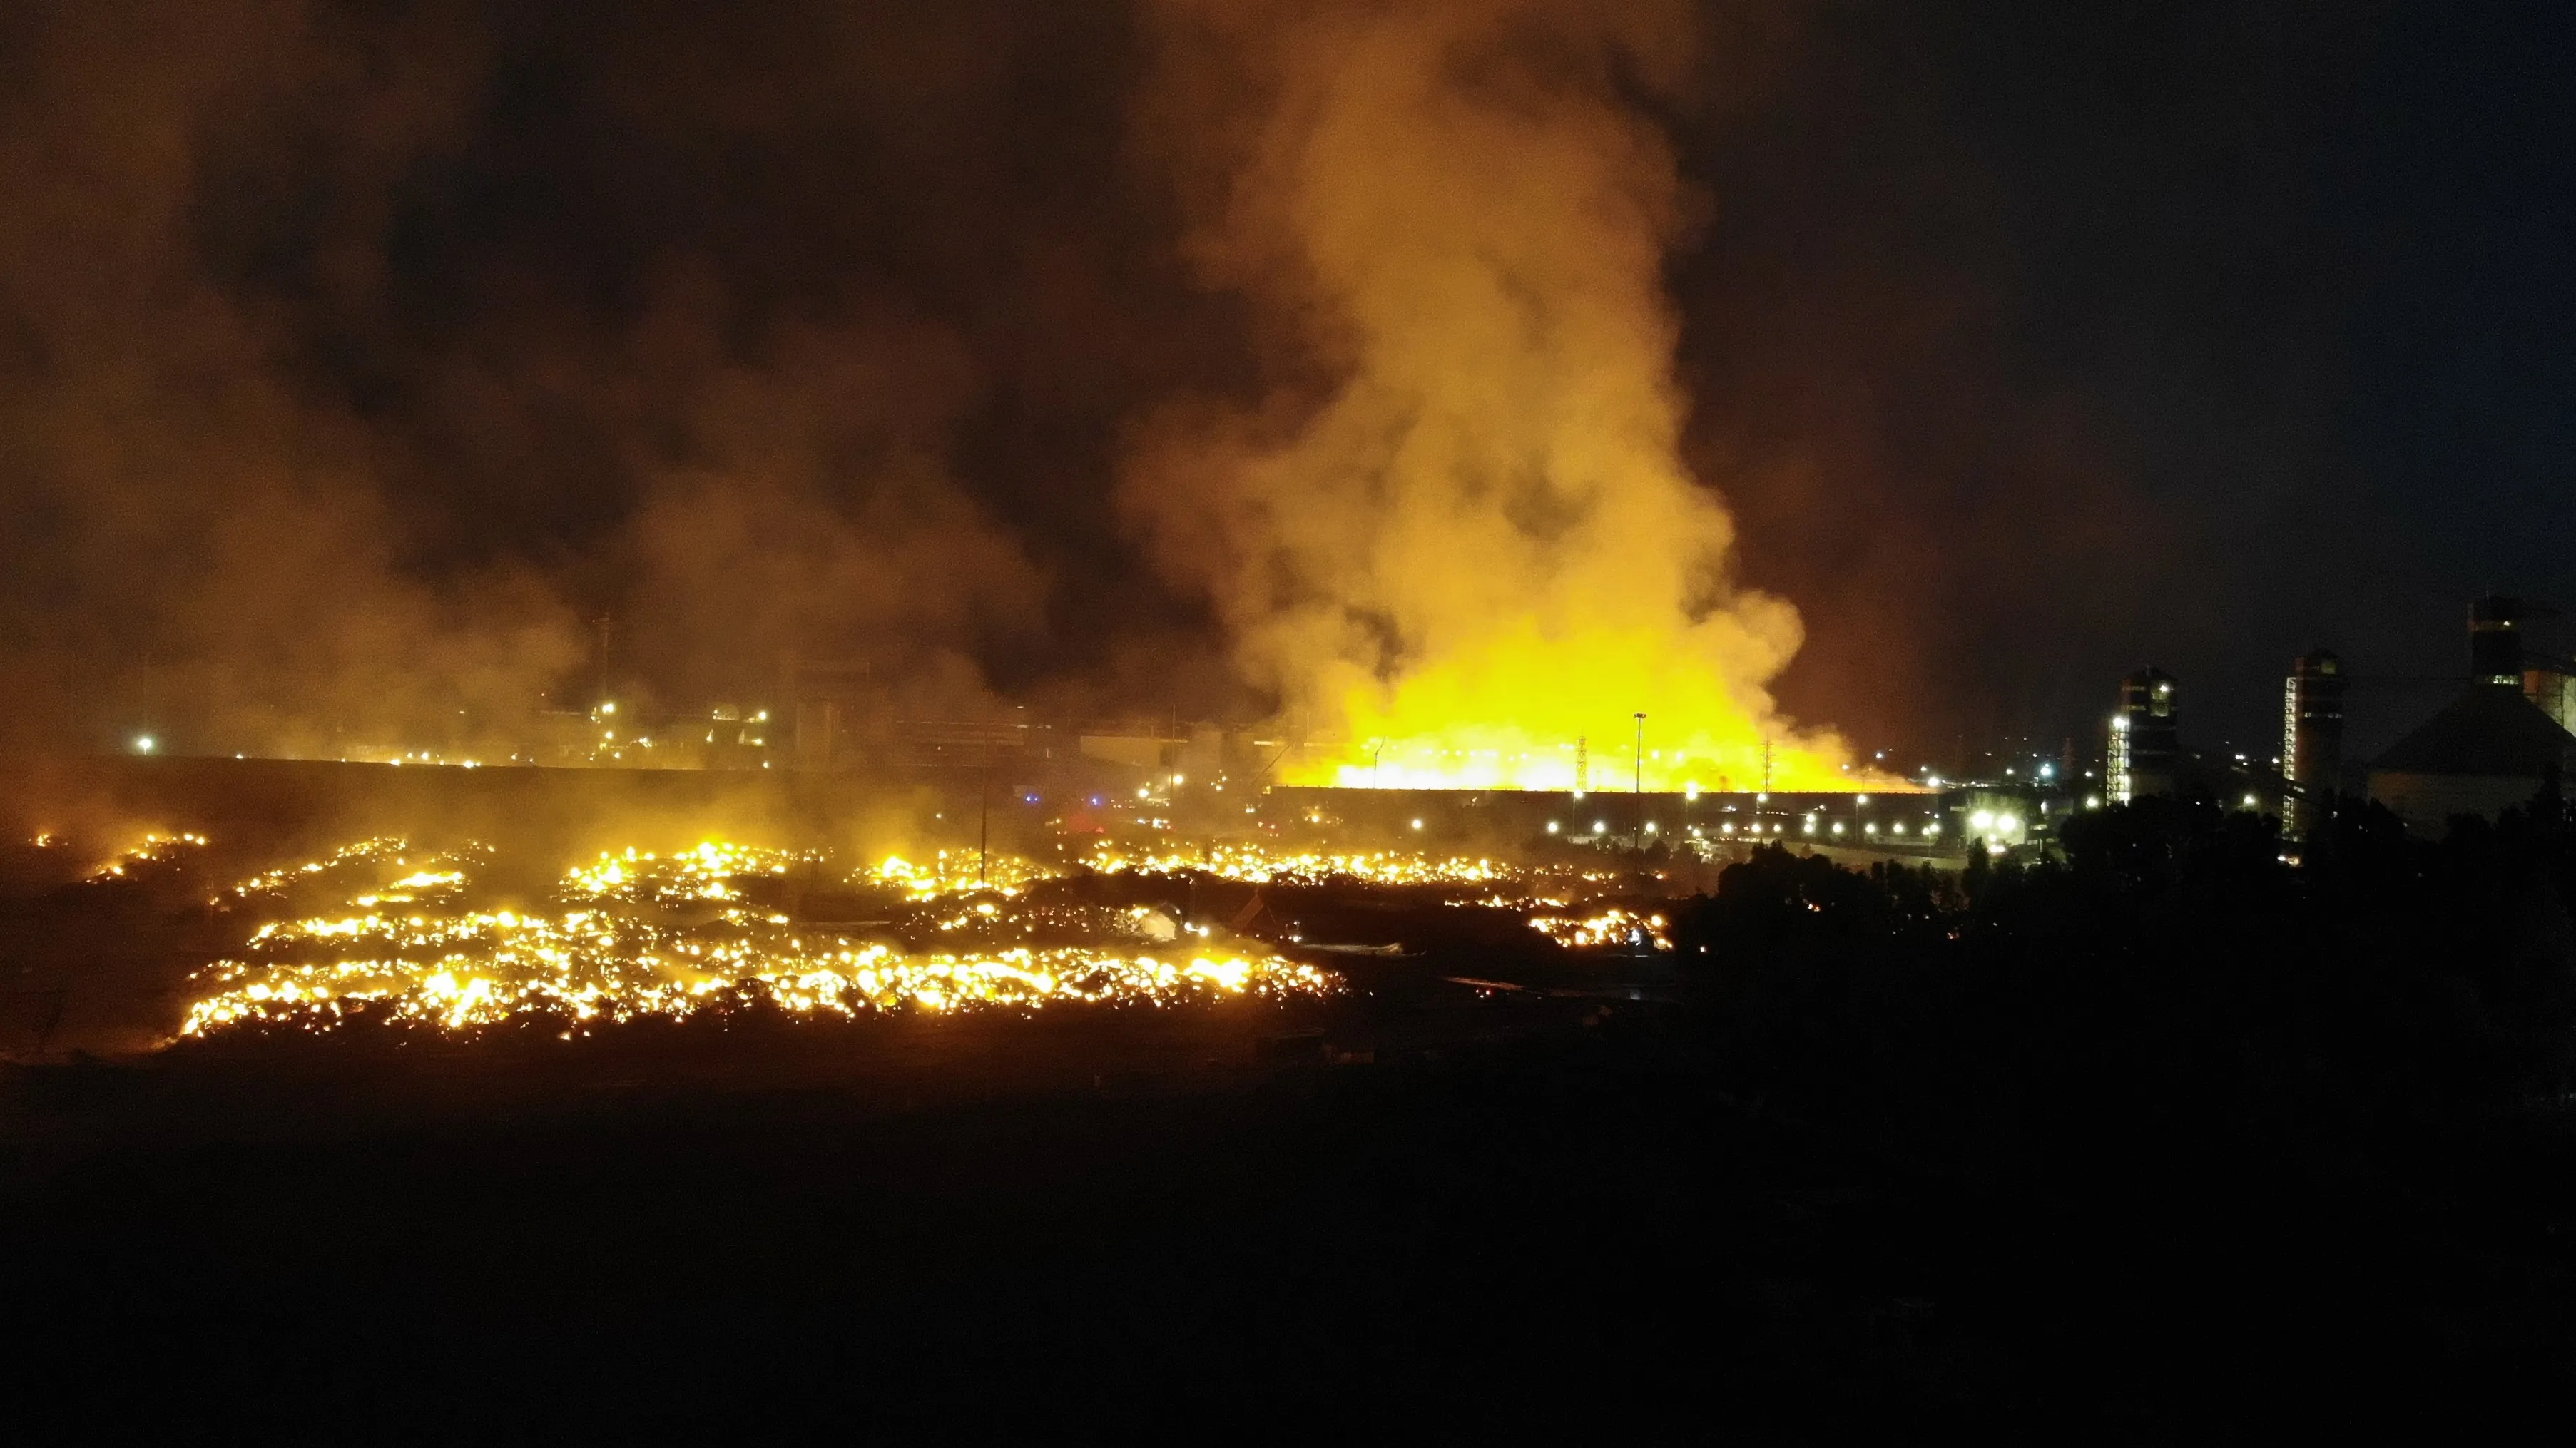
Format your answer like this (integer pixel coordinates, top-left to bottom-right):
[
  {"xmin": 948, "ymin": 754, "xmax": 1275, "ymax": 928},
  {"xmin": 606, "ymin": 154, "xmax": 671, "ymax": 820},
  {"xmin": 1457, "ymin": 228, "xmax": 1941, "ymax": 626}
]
[
  {"xmin": 1, "ymin": 999, "xmax": 2570, "ymax": 1439},
  {"xmin": 6, "ymin": 791, "xmax": 2576, "ymax": 1437}
]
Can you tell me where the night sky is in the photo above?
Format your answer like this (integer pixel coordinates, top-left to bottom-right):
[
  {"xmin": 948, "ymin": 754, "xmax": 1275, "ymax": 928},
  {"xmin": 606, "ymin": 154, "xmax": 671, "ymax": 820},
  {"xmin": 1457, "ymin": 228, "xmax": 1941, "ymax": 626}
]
[{"xmin": 2, "ymin": 1, "xmax": 2569, "ymax": 763}]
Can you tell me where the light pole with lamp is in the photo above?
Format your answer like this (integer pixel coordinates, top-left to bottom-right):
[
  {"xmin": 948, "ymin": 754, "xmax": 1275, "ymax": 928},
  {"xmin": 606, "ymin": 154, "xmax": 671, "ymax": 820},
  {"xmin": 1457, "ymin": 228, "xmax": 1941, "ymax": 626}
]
[{"xmin": 1633, "ymin": 712, "xmax": 1646, "ymax": 847}]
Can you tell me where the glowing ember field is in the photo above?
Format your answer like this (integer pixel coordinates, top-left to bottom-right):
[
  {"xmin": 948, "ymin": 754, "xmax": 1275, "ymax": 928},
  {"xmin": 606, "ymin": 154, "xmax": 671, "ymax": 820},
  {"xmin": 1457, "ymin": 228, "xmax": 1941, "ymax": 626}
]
[
  {"xmin": 183, "ymin": 840, "xmax": 1338, "ymax": 1039},
  {"xmin": 1087, "ymin": 842, "xmax": 1595, "ymax": 890}
]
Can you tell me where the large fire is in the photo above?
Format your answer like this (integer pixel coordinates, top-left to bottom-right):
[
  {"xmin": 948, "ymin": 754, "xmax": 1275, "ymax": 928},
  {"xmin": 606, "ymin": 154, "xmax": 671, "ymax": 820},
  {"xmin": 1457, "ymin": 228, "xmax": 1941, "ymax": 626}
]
[
  {"xmin": 1131, "ymin": 4, "xmax": 1876, "ymax": 798},
  {"xmin": 183, "ymin": 840, "xmax": 1335, "ymax": 1039},
  {"xmin": 1280, "ymin": 678, "xmax": 1867, "ymax": 795},
  {"xmin": 168, "ymin": 833, "xmax": 1693, "ymax": 1041}
]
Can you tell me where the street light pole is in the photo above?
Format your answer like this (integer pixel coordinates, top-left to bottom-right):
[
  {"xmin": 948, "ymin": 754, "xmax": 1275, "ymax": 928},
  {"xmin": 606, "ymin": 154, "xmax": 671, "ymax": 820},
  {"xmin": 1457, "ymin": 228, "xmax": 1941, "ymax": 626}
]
[{"xmin": 1633, "ymin": 712, "xmax": 1646, "ymax": 848}]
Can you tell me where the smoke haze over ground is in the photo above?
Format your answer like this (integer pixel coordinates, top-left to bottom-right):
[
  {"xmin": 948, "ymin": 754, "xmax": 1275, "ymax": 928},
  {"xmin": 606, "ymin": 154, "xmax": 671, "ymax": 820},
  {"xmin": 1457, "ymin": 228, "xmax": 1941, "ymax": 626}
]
[{"xmin": 4, "ymin": 1, "xmax": 2573, "ymax": 760}]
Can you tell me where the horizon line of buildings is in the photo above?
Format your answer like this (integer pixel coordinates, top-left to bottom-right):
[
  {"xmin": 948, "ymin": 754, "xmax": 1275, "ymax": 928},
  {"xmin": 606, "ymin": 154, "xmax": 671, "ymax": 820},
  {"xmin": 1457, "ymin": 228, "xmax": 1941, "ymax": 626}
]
[{"xmin": 2109, "ymin": 593, "xmax": 2576, "ymax": 839}]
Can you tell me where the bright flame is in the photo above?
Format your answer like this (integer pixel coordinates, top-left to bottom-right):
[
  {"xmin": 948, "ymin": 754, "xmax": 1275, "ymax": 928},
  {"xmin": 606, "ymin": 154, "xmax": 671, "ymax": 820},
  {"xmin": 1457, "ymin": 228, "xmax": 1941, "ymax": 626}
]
[
  {"xmin": 1131, "ymin": 1, "xmax": 1880, "ymax": 797},
  {"xmin": 181, "ymin": 837, "xmax": 1335, "ymax": 1039}
]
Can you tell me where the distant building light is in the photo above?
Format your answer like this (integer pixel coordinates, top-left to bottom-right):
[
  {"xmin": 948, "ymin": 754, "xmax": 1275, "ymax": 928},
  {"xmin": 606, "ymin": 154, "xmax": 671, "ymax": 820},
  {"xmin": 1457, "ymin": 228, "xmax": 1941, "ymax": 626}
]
[
  {"xmin": 133, "ymin": 735, "xmax": 156, "ymax": 753},
  {"xmin": 1410, "ymin": 818, "xmax": 1424, "ymax": 830}
]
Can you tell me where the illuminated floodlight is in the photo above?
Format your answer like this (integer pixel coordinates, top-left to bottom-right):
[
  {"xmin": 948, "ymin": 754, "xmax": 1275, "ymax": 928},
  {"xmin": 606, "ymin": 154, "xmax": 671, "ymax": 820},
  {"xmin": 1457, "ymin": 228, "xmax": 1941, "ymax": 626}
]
[
  {"xmin": 1997, "ymin": 815, "xmax": 2020, "ymax": 832},
  {"xmin": 1547, "ymin": 821, "xmax": 1560, "ymax": 834},
  {"xmin": 1644, "ymin": 821, "xmax": 1658, "ymax": 833},
  {"xmin": 1684, "ymin": 782, "xmax": 1701, "ymax": 801},
  {"xmin": 1970, "ymin": 810, "xmax": 1995, "ymax": 830},
  {"xmin": 1410, "ymin": 818, "xmax": 1424, "ymax": 830},
  {"xmin": 133, "ymin": 735, "xmax": 156, "ymax": 753},
  {"xmin": 1831, "ymin": 822, "xmax": 1844, "ymax": 835},
  {"xmin": 1864, "ymin": 822, "xmax": 1877, "ymax": 834},
  {"xmin": 2039, "ymin": 763, "xmax": 2056, "ymax": 780},
  {"xmin": 1136, "ymin": 787, "xmax": 1150, "ymax": 799},
  {"xmin": 1856, "ymin": 795, "xmax": 1870, "ymax": 805},
  {"xmin": 2241, "ymin": 793, "xmax": 2258, "ymax": 809},
  {"xmin": 1720, "ymin": 822, "xmax": 1734, "ymax": 835},
  {"xmin": 1594, "ymin": 820, "xmax": 1607, "ymax": 834},
  {"xmin": 601, "ymin": 702, "xmax": 616, "ymax": 715}
]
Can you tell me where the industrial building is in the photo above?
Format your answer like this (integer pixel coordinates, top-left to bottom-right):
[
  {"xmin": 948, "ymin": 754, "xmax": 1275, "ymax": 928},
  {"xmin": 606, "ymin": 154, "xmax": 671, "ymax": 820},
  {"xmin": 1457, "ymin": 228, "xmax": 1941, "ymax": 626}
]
[
  {"xmin": 2279, "ymin": 651, "xmax": 2345, "ymax": 840},
  {"xmin": 2367, "ymin": 596, "xmax": 2576, "ymax": 836},
  {"xmin": 2106, "ymin": 667, "xmax": 2181, "ymax": 803}
]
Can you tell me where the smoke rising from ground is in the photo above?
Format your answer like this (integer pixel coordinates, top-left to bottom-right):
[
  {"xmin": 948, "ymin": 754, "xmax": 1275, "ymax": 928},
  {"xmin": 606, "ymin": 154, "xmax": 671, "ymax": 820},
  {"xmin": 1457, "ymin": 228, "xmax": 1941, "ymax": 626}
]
[
  {"xmin": 1, "ymin": 3, "xmax": 2516, "ymax": 764},
  {"xmin": 1124, "ymin": 0, "xmax": 1855, "ymax": 788},
  {"xmin": 0, "ymin": 1, "xmax": 1055, "ymax": 757},
  {"xmin": 0, "ymin": 1, "xmax": 580, "ymax": 757}
]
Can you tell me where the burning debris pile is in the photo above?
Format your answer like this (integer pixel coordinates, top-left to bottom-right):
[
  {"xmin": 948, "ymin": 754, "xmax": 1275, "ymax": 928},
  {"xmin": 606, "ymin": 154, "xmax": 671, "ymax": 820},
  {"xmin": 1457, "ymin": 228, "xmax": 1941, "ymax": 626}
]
[
  {"xmin": 1081, "ymin": 842, "xmax": 1676, "ymax": 953},
  {"xmin": 1085, "ymin": 843, "xmax": 1533, "ymax": 889},
  {"xmin": 47, "ymin": 823, "xmax": 1696, "ymax": 1046},
  {"xmin": 183, "ymin": 840, "xmax": 1333, "ymax": 1039},
  {"xmin": 88, "ymin": 831, "xmax": 209, "ymax": 881},
  {"xmin": 1526, "ymin": 907, "xmax": 1672, "ymax": 952}
]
